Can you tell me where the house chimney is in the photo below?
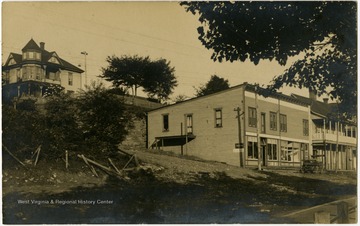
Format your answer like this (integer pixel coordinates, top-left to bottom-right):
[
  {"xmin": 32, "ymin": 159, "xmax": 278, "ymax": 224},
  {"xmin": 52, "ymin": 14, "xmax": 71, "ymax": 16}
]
[
  {"xmin": 323, "ymin": 98, "xmax": 329, "ymax": 104},
  {"xmin": 309, "ymin": 88, "xmax": 317, "ymax": 101},
  {"xmin": 40, "ymin": 42, "xmax": 45, "ymax": 50}
]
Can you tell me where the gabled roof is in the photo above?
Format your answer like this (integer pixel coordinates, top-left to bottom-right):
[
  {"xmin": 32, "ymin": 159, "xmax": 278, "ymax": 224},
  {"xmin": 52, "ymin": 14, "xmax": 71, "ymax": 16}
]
[
  {"xmin": 245, "ymin": 83, "xmax": 308, "ymax": 107},
  {"xmin": 291, "ymin": 94, "xmax": 337, "ymax": 118},
  {"xmin": 6, "ymin": 53, "xmax": 23, "ymax": 64},
  {"xmin": 21, "ymin": 38, "xmax": 41, "ymax": 51},
  {"xmin": 58, "ymin": 57, "xmax": 84, "ymax": 73},
  {"xmin": 148, "ymin": 82, "xmax": 309, "ymax": 113},
  {"xmin": 3, "ymin": 39, "xmax": 84, "ymax": 73}
]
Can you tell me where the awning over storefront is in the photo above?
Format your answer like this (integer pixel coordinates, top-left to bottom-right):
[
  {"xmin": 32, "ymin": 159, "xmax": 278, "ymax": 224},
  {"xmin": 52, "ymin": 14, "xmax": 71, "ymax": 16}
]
[{"xmin": 154, "ymin": 134, "xmax": 196, "ymax": 147}]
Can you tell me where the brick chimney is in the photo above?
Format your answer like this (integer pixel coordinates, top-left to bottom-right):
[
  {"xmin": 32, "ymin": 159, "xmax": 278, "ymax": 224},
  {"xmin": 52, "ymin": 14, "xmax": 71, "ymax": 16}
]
[
  {"xmin": 309, "ymin": 88, "xmax": 317, "ymax": 101},
  {"xmin": 323, "ymin": 98, "xmax": 329, "ymax": 104},
  {"xmin": 40, "ymin": 42, "xmax": 45, "ymax": 50}
]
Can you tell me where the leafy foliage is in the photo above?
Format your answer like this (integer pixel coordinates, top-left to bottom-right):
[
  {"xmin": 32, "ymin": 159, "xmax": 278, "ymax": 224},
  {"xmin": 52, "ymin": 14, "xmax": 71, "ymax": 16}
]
[
  {"xmin": 142, "ymin": 59, "xmax": 177, "ymax": 102},
  {"xmin": 2, "ymin": 102, "xmax": 45, "ymax": 159},
  {"xmin": 195, "ymin": 75, "xmax": 230, "ymax": 97},
  {"xmin": 77, "ymin": 82, "xmax": 133, "ymax": 154},
  {"xmin": 182, "ymin": 1, "xmax": 357, "ymax": 117},
  {"xmin": 43, "ymin": 93, "xmax": 83, "ymax": 158},
  {"xmin": 2, "ymin": 82, "xmax": 135, "ymax": 160},
  {"xmin": 107, "ymin": 87, "xmax": 129, "ymax": 96},
  {"xmin": 173, "ymin": 94, "xmax": 189, "ymax": 103},
  {"xmin": 43, "ymin": 84, "xmax": 64, "ymax": 97},
  {"xmin": 100, "ymin": 55, "xmax": 177, "ymax": 102},
  {"xmin": 100, "ymin": 55, "xmax": 150, "ymax": 96}
]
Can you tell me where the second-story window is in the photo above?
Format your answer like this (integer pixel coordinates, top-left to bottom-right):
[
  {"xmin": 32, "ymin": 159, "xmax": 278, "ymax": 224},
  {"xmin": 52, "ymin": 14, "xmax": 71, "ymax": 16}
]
[
  {"xmin": 248, "ymin": 107, "xmax": 257, "ymax": 127},
  {"xmin": 261, "ymin": 113, "xmax": 266, "ymax": 133},
  {"xmin": 68, "ymin": 73, "xmax": 73, "ymax": 86},
  {"xmin": 22, "ymin": 67, "xmax": 28, "ymax": 79},
  {"xmin": 16, "ymin": 69, "xmax": 21, "ymax": 81},
  {"xmin": 270, "ymin": 112, "xmax": 277, "ymax": 131},
  {"xmin": 35, "ymin": 67, "xmax": 41, "ymax": 80},
  {"xmin": 35, "ymin": 52, "xmax": 41, "ymax": 60},
  {"xmin": 303, "ymin": 119, "xmax": 309, "ymax": 136},
  {"xmin": 215, "ymin": 109, "xmax": 222, "ymax": 128},
  {"xmin": 162, "ymin": 114, "xmax": 169, "ymax": 132},
  {"xmin": 280, "ymin": 114, "xmax": 287, "ymax": 132}
]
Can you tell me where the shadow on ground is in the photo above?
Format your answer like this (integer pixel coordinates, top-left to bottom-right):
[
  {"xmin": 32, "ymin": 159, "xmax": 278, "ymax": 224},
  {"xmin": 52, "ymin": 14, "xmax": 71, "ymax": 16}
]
[{"xmin": 3, "ymin": 170, "xmax": 357, "ymax": 224}]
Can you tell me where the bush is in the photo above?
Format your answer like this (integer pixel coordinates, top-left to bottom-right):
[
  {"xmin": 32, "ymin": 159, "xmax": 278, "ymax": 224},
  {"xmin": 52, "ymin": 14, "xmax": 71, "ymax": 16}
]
[
  {"xmin": 77, "ymin": 82, "xmax": 133, "ymax": 156},
  {"xmin": 3, "ymin": 82, "xmax": 135, "ymax": 161},
  {"xmin": 2, "ymin": 102, "xmax": 45, "ymax": 159},
  {"xmin": 43, "ymin": 93, "xmax": 84, "ymax": 158}
]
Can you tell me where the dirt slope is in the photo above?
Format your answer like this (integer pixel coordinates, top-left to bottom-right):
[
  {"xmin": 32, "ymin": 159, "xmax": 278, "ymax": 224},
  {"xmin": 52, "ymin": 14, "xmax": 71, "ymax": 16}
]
[{"xmin": 134, "ymin": 149, "xmax": 267, "ymax": 183}]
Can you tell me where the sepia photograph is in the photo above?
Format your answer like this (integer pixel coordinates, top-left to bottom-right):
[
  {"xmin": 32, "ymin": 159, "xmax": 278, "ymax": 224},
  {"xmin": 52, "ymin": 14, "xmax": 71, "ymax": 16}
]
[{"xmin": 2, "ymin": 1, "xmax": 357, "ymax": 224}]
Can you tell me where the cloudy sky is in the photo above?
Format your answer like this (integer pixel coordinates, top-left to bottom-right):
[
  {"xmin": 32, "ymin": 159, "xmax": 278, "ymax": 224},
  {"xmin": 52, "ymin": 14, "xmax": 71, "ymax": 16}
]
[{"xmin": 2, "ymin": 2, "xmax": 309, "ymax": 99}]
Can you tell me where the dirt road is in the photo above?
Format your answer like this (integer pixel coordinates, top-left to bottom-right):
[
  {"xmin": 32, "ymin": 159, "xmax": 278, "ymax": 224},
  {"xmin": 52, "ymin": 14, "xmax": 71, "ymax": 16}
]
[{"xmin": 2, "ymin": 149, "xmax": 357, "ymax": 224}]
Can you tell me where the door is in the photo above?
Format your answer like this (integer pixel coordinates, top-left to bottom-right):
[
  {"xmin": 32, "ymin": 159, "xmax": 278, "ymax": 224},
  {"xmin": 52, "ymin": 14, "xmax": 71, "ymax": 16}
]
[
  {"xmin": 261, "ymin": 113, "xmax": 266, "ymax": 133},
  {"xmin": 186, "ymin": 114, "xmax": 193, "ymax": 134}
]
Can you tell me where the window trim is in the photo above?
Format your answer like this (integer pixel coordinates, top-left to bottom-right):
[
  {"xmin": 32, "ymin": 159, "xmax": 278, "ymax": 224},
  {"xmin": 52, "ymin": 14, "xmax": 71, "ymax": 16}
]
[
  {"xmin": 261, "ymin": 112, "xmax": 266, "ymax": 133},
  {"xmin": 267, "ymin": 143, "xmax": 277, "ymax": 160},
  {"xmin": 185, "ymin": 114, "xmax": 193, "ymax": 134},
  {"xmin": 270, "ymin": 111, "xmax": 277, "ymax": 131},
  {"xmin": 280, "ymin": 114, "xmax": 287, "ymax": 132},
  {"xmin": 68, "ymin": 72, "xmax": 73, "ymax": 86},
  {"xmin": 248, "ymin": 107, "xmax": 257, "ymax": 128},
  {"xmin": 214, "ymin": 108, "xmax": 223, "ymax": 128},
  {"xmin": 247, "ymin": 137, "xmax": 258, "ymax": 159},
  {"xmin": 162, "ymin": 114, "xmax": 169, "ymax": 132}
]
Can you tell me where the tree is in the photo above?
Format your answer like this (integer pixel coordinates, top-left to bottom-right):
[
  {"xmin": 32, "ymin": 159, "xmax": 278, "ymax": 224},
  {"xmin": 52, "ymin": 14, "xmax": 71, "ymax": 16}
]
[
  {"xmin": 2, "ymin": 101, "xmax": 46, "ymax": 158},
  {"xmin": 173, "ymin": 94, "xmax": 189, "ymax": 103},
  {"xmin": 2, "ymin": 83, "xmax": 135, "ymax": 160},
  {"xmin": 181, "ymin": 2, "xmax": 357, "ymax": 118},
  {"xmin": 195, "ymin": 75, "xmax": 230, "ymax": 97},
  {"xmin": 44, "ymin": 93, "xmax": 83, "ymax": 158},
  {"xmin": 142, "ymin": 59, "xmax": 177, "ymax": 102},
  {"xmin": 76, "ymin": 82, "xmax": 133, "ymax": 154},
  {"xmin": 100, "ymin": 55, "xmax": 150, "ymax": 96},
  {"xmin": 100, "ymin": 55, "xmax": 177, "ymax": 101}
]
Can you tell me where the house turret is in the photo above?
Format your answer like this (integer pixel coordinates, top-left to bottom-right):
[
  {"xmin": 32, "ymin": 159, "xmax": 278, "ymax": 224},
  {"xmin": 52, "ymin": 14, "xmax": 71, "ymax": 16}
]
[{"xmin": 21, "ymin": 39, "xmax": 42, "ymax": 62}]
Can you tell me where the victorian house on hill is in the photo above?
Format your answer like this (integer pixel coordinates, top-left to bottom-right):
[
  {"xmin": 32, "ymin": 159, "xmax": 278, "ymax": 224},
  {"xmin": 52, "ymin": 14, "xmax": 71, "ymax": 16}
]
[{"xmin": 2, "ymin": 39, "xmax": 84, "ymax": 102}]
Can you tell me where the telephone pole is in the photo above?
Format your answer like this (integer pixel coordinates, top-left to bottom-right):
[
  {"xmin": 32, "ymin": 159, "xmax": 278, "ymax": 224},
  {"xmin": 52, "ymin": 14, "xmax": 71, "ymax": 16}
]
[
  {"xmin": 255, "ymin": 85, "xmax": 262, "ymax": 171},
  {"xmin": 234, "ymin": 107, "xmax": 244, "ymax": 167},
  {"xmin": 81, "ymin": 51, "xmax": 88, "ymax": 88}
]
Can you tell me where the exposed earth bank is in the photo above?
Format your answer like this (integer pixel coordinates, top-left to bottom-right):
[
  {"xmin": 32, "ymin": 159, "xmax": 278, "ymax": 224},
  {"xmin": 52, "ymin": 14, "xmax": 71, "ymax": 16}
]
[{"xmin": 2, "ymin": 149, "xmax": 357, "ymax": 223}]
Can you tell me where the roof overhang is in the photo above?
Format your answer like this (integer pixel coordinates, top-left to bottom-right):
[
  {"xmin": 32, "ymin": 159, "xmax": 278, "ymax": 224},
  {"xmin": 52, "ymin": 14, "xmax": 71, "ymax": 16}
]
[{"xmin": 154, "ymin": 134, "xmax": 196, "ymax": 147}]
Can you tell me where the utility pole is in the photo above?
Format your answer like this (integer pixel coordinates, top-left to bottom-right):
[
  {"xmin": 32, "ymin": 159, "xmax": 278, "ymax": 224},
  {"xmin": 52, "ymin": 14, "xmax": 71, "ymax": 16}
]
[
  {"xmin": 336, "ymin": 120, "xmax": 339, "ymax": 172},
  {"xmin": 81, "ymin": 51, "xmax": 88, "ymax": 88},
  {"xmin": 234, "ymin": 107, "xmax": 244, "ymax": 167},
  {"xmin": 255, "ymin": 85, "xmax": 261, "ymax": 170}
]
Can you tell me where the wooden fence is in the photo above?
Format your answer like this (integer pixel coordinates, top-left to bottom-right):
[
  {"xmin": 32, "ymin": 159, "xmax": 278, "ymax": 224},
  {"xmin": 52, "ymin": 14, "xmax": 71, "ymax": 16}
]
[{"xmin": 314, "ymin": 201, "xmax": 357, "ymax": 223}]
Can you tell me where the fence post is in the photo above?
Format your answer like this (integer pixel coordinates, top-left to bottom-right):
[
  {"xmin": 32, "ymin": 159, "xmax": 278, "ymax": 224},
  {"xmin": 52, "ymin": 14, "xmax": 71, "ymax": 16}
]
[
  {"xmin": 314, "ymin": 211, "xmax": 330, "ymax": 223},
  {"xmin": 337, "ymin": 201, "xmax": 349, "ymax": 223}
]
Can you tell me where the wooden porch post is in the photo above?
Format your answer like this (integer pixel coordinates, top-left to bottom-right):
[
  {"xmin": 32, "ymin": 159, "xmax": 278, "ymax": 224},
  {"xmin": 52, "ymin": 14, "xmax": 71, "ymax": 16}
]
[
  {"xmin": 336, "ymin": 121, "xmax": 339, "ymax": 172},
  {"xmin": 323, "ymin": 119, "xmax": 327, "ymax": 169}
]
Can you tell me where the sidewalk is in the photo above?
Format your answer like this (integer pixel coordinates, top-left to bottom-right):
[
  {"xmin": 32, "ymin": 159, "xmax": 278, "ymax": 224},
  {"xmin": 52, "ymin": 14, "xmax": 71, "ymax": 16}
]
[{"xmin": 280, "ymin": 197, "xmax": 357, "ymax": 223}]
